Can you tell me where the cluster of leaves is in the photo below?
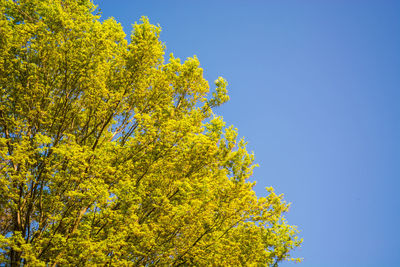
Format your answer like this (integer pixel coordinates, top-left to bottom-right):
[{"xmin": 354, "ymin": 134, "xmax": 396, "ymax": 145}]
[{"xmin": 0, "ymin": 0, "xmax": 301, "ymax": 266}]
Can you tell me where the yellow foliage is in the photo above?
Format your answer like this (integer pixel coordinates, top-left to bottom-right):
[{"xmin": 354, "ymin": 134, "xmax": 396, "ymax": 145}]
[{"xmin": 0, "ymin": 0, "xmax": 301, "ymax": 265}]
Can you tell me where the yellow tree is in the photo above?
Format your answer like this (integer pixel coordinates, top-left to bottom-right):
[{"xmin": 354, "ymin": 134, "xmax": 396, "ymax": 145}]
[{"xmin": 0, "ymin": 0, "xmax": 301, "ymax": 265}]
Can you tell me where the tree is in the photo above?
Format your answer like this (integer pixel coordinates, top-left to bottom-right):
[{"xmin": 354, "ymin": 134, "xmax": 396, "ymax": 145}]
[{"xmin": 0, "ymin": 0, "xmax": 301, "ymax": 265}]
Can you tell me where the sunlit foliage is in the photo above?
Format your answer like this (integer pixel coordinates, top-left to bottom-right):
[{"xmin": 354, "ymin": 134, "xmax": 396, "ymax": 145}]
[{"xmin": 0, "ymin": 0, "xmax": 301, "ymax": 265}]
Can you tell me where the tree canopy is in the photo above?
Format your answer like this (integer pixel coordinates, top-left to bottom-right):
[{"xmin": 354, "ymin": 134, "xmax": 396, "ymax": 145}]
[{"xmin": 0, "ymin": 0, "xmax": 301, "ymax": 265}]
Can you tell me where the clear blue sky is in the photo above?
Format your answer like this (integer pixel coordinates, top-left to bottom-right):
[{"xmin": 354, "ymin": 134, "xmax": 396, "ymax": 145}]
[{"xmin": 94, "ymin": 1, "xmax": 400, "ymax": 266}]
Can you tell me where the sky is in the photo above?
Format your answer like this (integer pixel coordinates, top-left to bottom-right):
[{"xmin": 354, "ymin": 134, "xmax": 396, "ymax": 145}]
[{"xmin": 94, "ymin": 1, "xmax": 400, "ymax": 266}]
